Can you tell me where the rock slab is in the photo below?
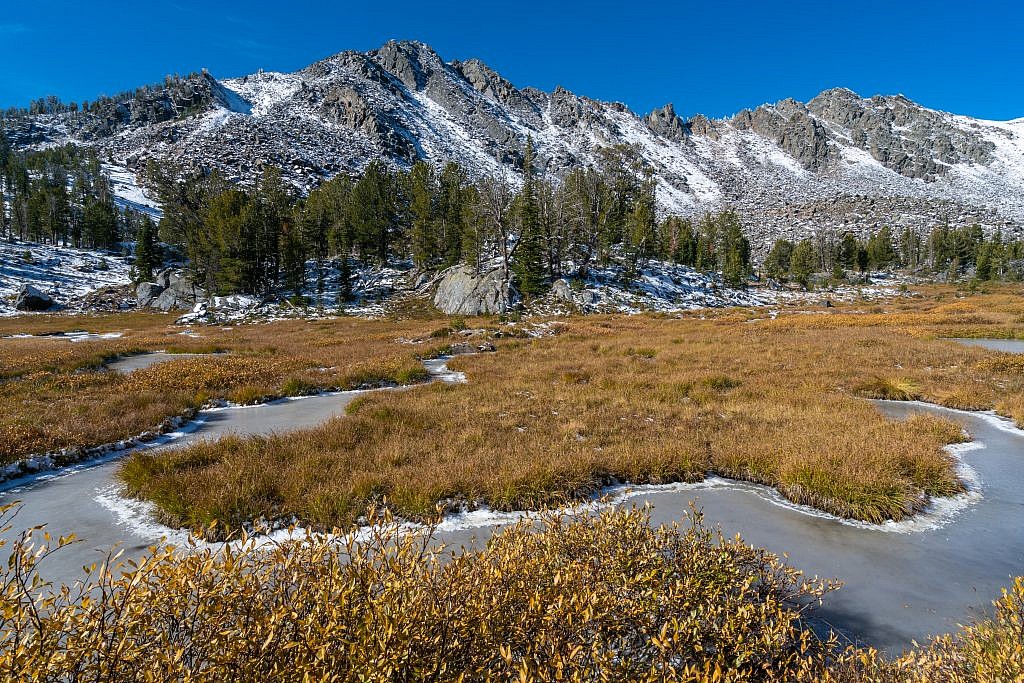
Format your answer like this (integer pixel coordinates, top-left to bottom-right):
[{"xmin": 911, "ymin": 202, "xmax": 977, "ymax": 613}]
[
  {"xmin": 14, "ymin": 284, "xmax": 55, "ymax": 311},
  {"xmin": 433, "ymin": 265, "xmax": 516, "ymax": 316}
]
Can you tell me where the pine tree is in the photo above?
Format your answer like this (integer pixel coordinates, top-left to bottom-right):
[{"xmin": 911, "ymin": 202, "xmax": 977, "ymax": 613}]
[
  {"xmin": 695, "ymin": 214, "xmax": 718, "ymax": 273},
  {"xmin": 718, "ymin": 210, "xmax": 751, "ymax": 288},
  {"xmin": 764, "ymin": 239, "xmax": 794, "ymax": 281},
  {"xmin": 838, "ymin": 233, "xmax": 858, "ymax": 269},
  {"xmin": 461, "ymin": 184, "xmax": 489, "ymax": 273},
  {"xmin": 437, "ymin": 162, "xmax": 466, "ymax": 266},
  {"xmin": 132, "ymin": 215, "xmax": 160, "ymax": 282},
  {"xmin": 206, "ymin": 188, "xmax": 250, "ymax": 294},
  {"xmin": 511, "ymin": 137, "xmax": 547, "ymax": 296},
  {"xmin": 81, "ymin": 198, "xmax": 119, "ymax": 249},
  {"xmin": 625, "ymin": 179, "xmax": 657, "ymax": 272},
  {"xmin": 349, "ymin": 161, "xmax": 398, "ymax": 264},
  {"xmin": 279, "ymin": 211, "xmax": 306, "ymax": 300},
  {"xmin": 337, "ymin": 251, "xmax": 353, "ymax": 303},
  {"xmin": 408, "ymin": 161, "xmax": 436, "ymax": 268},
  {"xmin": 300, "ymin": 183, "xmax": 337, "ymax": 305},
  {"xmin": 976, "ymin": 242, "xmax": 992, "ymax": 281},
  {"xmin": 255, "ymin": 167, "xmax": 291, "ymax": 293},
  {"xmin": 790, "ymin": 239, "xmax": 817, "ymax": 289},
  {"xmin": 866, "ymin": 226, "xmax": 896, "ymax": 270},
  {"xmin": 898, "ymin": 227, "xmax": 923, "ymax": 270},
  {"xmin": 661, "ymin": 216, "xmax": 697, "ymax": 266}
]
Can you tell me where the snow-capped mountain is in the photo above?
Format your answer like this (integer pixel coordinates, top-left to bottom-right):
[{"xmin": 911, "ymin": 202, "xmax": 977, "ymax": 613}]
[{"xmin": 6, "ymin": 40, "xmax": 1024, "ymax": 246}]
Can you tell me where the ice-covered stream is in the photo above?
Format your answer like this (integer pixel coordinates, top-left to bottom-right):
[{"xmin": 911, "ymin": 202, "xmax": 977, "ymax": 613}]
[{"xmin": 1, "ymin": 343, "xmax": 1023, "ymax": 653}]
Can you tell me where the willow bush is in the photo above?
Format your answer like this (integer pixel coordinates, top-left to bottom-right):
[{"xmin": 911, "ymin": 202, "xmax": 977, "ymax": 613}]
[
  {"xmin": 2, "ymin": 502, "xmax": 1021, "ymax": 681},
  {"xmin": 0, "ymin": 502, "xmax": 838, "ymax": 681}
]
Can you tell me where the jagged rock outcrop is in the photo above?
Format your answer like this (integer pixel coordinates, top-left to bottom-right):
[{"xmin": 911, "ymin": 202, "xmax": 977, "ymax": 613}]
[
  {"xmin": 433, "ymin": 265, "xmax": 517, "ymax": 315},
  {"xmin": 14, "ymin": 284, "xmax": 55, "ymax": 311},
  {"xmin": 644, "ymin": 103, "xmax": 689, "ymax": 141},
  {"xmin": 807, "ymin": 88, "xmax": 995, "ymax": 181},
  {"xmin": 316, "ymin": 84, "xmax": 416, "ymax": 160},
  {"xmin": 452, "ymin": 58, "xmax": 541, "ymax": 122},
  {"xmin": 687, "ymin": 114, "xmax": 719, "ymax": 140},
  {"xmin": 549, "ymin": 87, "xmax": 588, "ymax": 129},
  {"xmin": 732, "ymin": 101, "xmax": 834, "ymax": 171}
]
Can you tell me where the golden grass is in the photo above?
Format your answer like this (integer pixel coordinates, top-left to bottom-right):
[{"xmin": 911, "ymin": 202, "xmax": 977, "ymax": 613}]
[
  {"xmin": 120, "ymin": 294, "xmax": 1024, "ymax": 532},
  {"xmin": 0, "ymin": 314, "xmax": 480, "ymax": 466}
]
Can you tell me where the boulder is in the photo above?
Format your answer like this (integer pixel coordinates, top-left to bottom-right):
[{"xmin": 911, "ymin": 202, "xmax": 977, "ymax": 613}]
[
  {"xmin": 149, "ymin": 272, "xmax": 206, "ymax": 311},
  {"xmin": 14, "ymin": 284, "xmax": 55, "ymax": 312},
  {"xmin": 135, "ymin": 282, "xmax": 164, "ymax": 307},
  {"xmin": 155, "ymin": 268, "xmax": 175, "ymax": 289},
  {"xmin": 433, "ymin": 265, "xmax": 516, "ymax": 316},
  {"xmin": 551, "ymin": 278, "xmax": 574, "ymax": 302}
]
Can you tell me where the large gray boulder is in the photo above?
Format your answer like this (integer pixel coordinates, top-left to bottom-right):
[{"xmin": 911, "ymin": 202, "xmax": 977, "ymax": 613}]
[
  {"xmin": 433, "ymin": 265, "xmax": 516, "ymax": 316},
  {"xmin": 149, "ymin": 271, "xmax": 206, "ymax": 311},
  {"xmin": 14, "ymin": 284, "xmax": 55, "ymax": 311},
  {"xmin": 135, "ymin": 282, "xmax": 164, "ymax": 307}
]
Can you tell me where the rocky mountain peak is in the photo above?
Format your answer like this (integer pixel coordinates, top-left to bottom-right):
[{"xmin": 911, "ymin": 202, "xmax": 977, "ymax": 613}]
[
  {"xmin": 644, "ymin": 103, "xmax": 689, "ymax": 141},
  {"xmin": 4, "ymin": 41, "xmax": 1022, "ymax": 247},
  {"xmin": 369, "ymin": 40, "xmax": 444, "ymax": 91}
]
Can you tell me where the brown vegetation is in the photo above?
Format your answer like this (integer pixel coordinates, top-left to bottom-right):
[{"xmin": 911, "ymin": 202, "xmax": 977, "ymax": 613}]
[
  {"xmin": 1, "ymin": 503, "xmax": 1019, "ymax": 682},
  {"xmin": 5, "ymin": 286, "xmax": 1024, "ymax": 680},
  {"xmin": 0, "ymin": 313, "xmax": 455, "ymax": 466},
  {"xmin": 120, "ymin": 288, "xmax": 1024, "ymax": 533}
]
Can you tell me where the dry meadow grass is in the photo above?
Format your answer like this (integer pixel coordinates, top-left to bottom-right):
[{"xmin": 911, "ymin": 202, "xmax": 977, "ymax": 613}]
[
  {"xmin": 0, "ymin": 313, "xmax": 449, "ymax": 466},
  {"xmin": 4, "ymin": 286, "xmax": 1024, "ymax": 680},
  {"xmin": 120, "ymin": 286, "xmax": 1024, "ymax": 532}
]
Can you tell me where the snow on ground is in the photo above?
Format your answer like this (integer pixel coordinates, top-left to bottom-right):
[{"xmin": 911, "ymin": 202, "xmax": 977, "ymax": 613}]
[
  {"xmin": 175, "ymin": 255, "xmax": 911, "ymax": 325},
  {"xmin": 104, "ymin": 164, "xmax": 162, "ymax": 218},
  {"xmin": 531, "ymin": 260, "xmax": 908, "ymax": 316},
  {"xmin": 0, "ymin": 239, "xmax": 133, "ymax": 316},
  {"xmin": 174, "ymin": 260, "xmax": 419, "ymax": 324},
  {"xmin": 222, "ymin": 71, "xmax": 304, "ymax": 117},
  {"xmin": 574, "ymin": 262, "xmax": 769, "ymax": 313}
]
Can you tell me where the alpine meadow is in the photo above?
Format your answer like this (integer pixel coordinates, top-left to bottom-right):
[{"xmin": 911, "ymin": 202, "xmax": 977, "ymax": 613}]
[{"xmin": 2, "ymin": 7, "xmax": 1024, "ymax": 680}]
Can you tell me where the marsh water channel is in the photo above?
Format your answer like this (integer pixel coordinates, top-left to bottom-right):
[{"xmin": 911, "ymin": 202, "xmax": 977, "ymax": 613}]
[{"xmin": 1, "ymin": 340, "xmax": 1022, "ymax": 654}]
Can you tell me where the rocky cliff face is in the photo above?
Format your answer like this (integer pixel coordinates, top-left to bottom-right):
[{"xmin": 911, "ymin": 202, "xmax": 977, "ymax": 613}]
[{"xmin": 7, "ymin": 40, "xmax": 1024, "ymax": 247}]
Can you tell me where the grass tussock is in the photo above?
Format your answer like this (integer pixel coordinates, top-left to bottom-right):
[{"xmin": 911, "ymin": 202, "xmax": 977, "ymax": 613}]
[
  {"xmin": 1, "ymin": 503, "xmax": 1020, "ymax": 682},
  {"xmin": 855, "ymin": 377, "xmax": 922, "ymax": 401}
]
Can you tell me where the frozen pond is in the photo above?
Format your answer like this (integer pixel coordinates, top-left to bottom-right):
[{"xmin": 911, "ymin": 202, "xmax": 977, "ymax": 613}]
[
  {"xmin": 106, "ymin": 351, "xmax": 217, "ymax": 373},
  {"xmin": 0, "ymin": 357, "xmax": 465, "ymax": 589},
  {"xmin": 951, "ymin": 337, "xmax": 1024, "ymax": 354}
]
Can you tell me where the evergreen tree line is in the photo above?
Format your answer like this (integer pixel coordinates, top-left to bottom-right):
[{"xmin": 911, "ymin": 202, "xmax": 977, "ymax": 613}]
[
  {"xmin": 148, "ymin": 139, "xmax": 755, "ymax": 300},
  {"xmin": 1, "ymin": 74, "xmax": 204, "ymax": 120},
  {"xmin": 764, "ymin": 224, "xmax": 1024, "ymax": 288},
  {"xmin": 0, "ymin": 133, "xmax": 154, "ymax": 251}
]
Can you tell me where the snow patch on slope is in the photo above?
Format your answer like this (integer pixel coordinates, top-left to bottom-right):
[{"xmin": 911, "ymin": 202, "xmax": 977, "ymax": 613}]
[
  {"xmin": 0, "ymin": 240, "xmax": 133, "ymax": 316},
  {"xmin": 104, "ymin": 164, "xmax": 162, "ymax": 218},
  {"xmin": 222, "ymin": 72, "xmax": 304, "ymax": 117}
]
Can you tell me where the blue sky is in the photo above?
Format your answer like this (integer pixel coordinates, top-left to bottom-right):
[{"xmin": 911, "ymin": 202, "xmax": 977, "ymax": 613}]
[{"xmin": 2, "ymin": 1, "xmax": 1022, "ymax": 120}]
